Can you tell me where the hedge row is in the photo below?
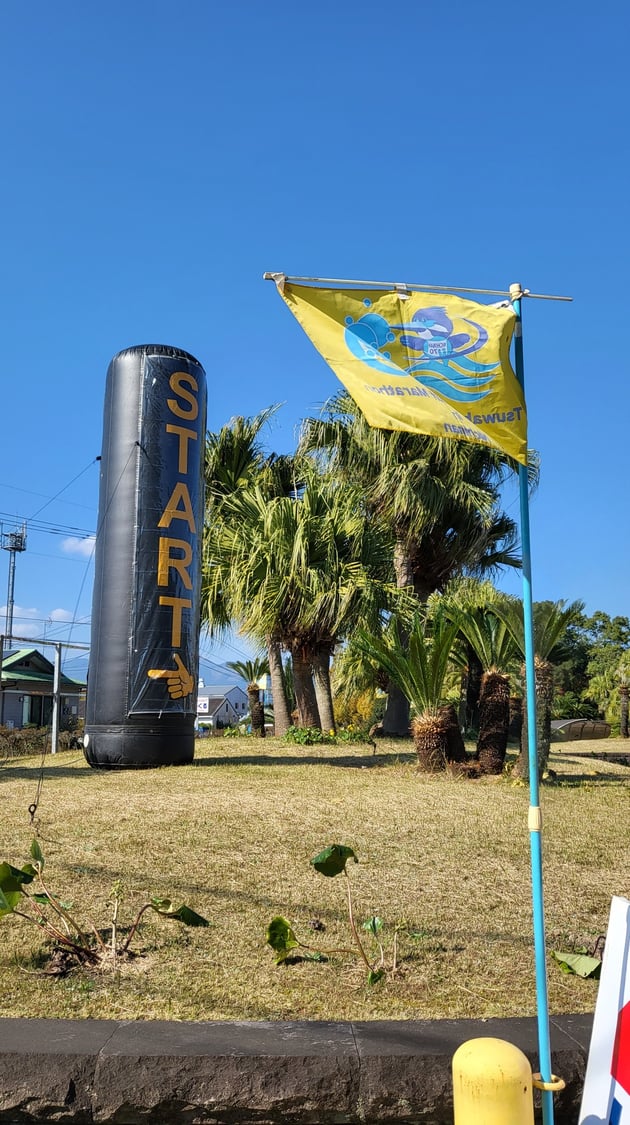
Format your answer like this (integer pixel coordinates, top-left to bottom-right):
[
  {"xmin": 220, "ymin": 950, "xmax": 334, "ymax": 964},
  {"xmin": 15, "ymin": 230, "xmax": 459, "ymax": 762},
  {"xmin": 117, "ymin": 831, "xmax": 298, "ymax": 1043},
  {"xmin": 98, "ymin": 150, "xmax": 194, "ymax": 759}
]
[{"xmin": 0, "ymin": 726, "xmax": 83, "ymax": 758}]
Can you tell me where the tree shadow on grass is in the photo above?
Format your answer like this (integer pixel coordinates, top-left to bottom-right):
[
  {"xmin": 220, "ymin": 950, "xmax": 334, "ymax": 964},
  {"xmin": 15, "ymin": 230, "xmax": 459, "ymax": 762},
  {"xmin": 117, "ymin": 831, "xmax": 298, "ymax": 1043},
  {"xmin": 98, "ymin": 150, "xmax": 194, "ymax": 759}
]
[
  {"xmin": 191, "ymin": 752, "xmax": 416, "ymax": 769},
  {"xmin": 0, "ymin": 764, "xmax": 92, "ymax": 782},
  {"xmin": 553, "ymin": 772, "xmax": 630, "ymax": 787},
  {"xmin": 548, "ymin": 751, "xmax": 630, "ymax": 786},
  {"xmin": 1, "ymin": 751, "xmax": 417, "ymax": 778}
]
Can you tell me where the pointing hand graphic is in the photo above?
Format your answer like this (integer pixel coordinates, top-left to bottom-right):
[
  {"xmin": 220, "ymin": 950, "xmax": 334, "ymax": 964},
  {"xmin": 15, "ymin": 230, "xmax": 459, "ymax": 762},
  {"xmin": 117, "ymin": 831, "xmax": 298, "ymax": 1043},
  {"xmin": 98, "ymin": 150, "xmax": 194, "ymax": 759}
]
[{"xmin": 147, "ymin": 654, "xmax": 194, "ymax": 699}]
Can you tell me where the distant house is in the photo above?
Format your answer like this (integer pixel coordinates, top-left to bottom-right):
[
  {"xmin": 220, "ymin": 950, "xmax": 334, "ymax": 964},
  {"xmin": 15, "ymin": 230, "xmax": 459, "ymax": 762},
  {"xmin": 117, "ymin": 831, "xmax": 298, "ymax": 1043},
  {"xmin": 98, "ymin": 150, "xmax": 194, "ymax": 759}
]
[
  {"xmin": 196, "ymin": 683, "xmax": 248, "ymax": 730},
  {"xmin": 0, "ymin": 648, "xmax": 86, "ymax": 730}
]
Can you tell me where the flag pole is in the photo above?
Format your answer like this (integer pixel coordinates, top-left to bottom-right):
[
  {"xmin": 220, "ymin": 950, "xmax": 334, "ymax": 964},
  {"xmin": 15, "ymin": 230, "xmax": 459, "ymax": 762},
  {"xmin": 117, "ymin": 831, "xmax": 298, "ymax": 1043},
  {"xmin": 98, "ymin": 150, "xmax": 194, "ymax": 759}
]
[
  {"xmin": 263, "ymin": 271, "xmax": 572, "ymax": 302},
  {"xmin": 510, "ymin": 281, "xmax": 555, "ymax": 1125}
]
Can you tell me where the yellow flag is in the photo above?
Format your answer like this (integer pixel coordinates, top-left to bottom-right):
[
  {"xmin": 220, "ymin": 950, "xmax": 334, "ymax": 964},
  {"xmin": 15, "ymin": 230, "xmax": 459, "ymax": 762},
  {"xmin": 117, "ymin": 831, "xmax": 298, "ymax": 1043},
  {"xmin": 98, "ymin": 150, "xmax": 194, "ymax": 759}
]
[{"xmin": 277, "ymin": 282, "xmax": 527, "ymax": 465}]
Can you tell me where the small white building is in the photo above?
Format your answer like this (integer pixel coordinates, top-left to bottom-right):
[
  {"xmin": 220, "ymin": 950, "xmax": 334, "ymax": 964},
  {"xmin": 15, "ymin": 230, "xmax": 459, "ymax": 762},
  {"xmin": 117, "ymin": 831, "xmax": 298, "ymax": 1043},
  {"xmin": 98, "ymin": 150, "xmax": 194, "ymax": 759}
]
[{"xmin": 196, "ymin": 683, "xmax": 248, "ymax": 731}]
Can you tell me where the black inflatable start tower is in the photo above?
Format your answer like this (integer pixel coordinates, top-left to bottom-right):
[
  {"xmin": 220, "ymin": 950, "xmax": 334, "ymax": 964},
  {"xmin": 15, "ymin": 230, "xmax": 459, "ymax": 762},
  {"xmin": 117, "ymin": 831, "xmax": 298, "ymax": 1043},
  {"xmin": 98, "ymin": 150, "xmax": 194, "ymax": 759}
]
[{"xmin": 84, "ymin": 345, "xmax": 207, "ymax": 769}]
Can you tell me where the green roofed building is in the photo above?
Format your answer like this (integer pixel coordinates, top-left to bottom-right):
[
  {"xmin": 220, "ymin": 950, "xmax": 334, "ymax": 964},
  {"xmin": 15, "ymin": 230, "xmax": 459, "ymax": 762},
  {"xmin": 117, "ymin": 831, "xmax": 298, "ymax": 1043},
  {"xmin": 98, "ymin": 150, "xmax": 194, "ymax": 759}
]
[{"xmin": 0, "ymin": 648, "xmax": 85, "ymax": 730}]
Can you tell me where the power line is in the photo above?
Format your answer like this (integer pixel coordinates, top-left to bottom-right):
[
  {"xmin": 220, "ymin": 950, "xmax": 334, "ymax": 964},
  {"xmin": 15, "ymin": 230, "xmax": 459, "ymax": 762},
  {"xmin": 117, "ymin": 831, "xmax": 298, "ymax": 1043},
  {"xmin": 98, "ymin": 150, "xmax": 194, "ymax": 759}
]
[
  {"xmin": 25, "ymin": 550, "xmax": 93, "ymax": 564},
  {"xmin": 6, "ymin": 633, "xmax": 90, "ymax": 650},
  {"xmin": 27, "ymin": 460, "xmax": 99, "ymax": 520},
  {"xmin": 199, "ymin": 628, "xmax": 258, "ymax": 662},
  {"xmin": 65, "ymin": 444, "xmax": 137, "ymax": 645},
  {"xmin": 0, "ymin": 614, "xmax": 90, "ymax": 629},
  {"xmin": 198, "ymin": 655, "xmax": 243, "ymax": 681},
  {"xmin": 62, "ymin": 651, "xmax": 90, "ymax": 665},
  {"xmin": 0, "ymin": 481, "xmax": 95, "ymax": 512},
  {"xmin": 43, "ymin": 618, "xmax": 91, "ymax": 641},
  {"xmin": 0, "ymin": 510, "xmax": 95, "ymax": 538},
  {"xmin": 219, "ymin": 638, "xmax": 259, "ymax": 659}
]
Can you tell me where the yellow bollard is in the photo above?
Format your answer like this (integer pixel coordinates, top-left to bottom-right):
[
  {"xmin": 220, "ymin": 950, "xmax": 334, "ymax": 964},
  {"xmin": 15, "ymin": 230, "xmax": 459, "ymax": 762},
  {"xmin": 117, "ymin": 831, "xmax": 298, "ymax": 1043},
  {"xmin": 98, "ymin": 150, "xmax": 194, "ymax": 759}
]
[{"xmin": 452, "ymin": 1037, "xmax": 534, "ymax": 1124}]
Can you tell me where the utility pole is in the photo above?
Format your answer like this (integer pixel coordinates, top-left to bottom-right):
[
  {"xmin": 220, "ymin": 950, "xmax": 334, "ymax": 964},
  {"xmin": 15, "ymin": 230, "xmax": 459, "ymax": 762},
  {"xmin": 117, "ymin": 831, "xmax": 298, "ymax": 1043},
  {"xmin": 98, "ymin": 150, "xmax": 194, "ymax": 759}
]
[
  {"xmin": 1, "ymin": 523, "xmax": 27, "ymax": 643},
  {"xmin": 51, "ymin": 643, "xmax": 62, "ymax": 755}
]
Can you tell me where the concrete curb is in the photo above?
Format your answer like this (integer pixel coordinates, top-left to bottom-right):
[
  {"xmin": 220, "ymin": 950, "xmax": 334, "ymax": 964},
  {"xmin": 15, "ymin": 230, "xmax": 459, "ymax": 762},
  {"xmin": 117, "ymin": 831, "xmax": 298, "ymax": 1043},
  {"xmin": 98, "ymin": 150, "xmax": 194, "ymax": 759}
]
[{"xmin": 0, "ymin": 1014, "xmax": 593, "ymax": 1123}]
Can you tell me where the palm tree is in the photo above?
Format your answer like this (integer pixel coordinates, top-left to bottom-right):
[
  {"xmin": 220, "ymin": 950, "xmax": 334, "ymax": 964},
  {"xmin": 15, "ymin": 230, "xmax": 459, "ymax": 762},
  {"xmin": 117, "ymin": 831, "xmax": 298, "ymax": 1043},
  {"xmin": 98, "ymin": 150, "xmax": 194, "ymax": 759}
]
[
  {"xmin": 203, "ymin": 467, "xmax": 396, "ymax": 734},
  {"xmin": 226, "ymin": 657, "xmax": 269, "ymax": 738},
  {"xmin": 620, "ymin": 680, "xmax": 629, "ymax": 739},
  {"xmin": 451, "ymin": 603, "xmax": 519, "ymax": 774},
  {"xmin": 327, "ymin": 633, "xmax": 390, "ymax": 725},
  {"xmin": 499, "ymin": 599, "xmax": 585, "ymax": 778},
  {"xmin": 435, "ymin": 577, "xmax": 506, "ymax": 732},
  {"xmin": 354, "ymin": 615, "xmax": 465, "ymax": 772},
  {"xmin": 205, "ymin": 407, "xmax": 279, "ymax": 500},
  {"xmin": 300, "ymin": 392, "xmax": 524, "ymax": 735},
  {"xmin": 615, "ymin": 653, "xmax": 630, "ymax": 738},
  {"xmin": 203, "ymin": 409, "xmax": 298, "ymax": 733},
  {"xmin": 266, "ymin": 638, "xmax": 292, "ymax": 736},
  {"xmin": 593, "ymin": 653, "xmax": 630, "ymax": 736}
]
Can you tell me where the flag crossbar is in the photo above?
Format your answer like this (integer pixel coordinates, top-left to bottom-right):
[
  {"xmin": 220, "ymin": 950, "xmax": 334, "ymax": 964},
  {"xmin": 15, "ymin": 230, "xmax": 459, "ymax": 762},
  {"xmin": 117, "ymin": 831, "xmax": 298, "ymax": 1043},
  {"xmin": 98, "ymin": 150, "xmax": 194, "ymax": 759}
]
[{"xmin": 263, "ymin": 272, "xmax": 572, "ymax": 302}]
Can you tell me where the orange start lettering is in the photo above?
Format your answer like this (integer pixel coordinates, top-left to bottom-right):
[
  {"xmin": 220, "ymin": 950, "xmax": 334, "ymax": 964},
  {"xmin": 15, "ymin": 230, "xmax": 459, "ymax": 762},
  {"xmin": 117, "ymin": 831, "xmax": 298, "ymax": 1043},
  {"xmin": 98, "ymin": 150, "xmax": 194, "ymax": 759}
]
[{"xmin": 157, "ymin": 372, "xmax": 200, "ymax": 647}]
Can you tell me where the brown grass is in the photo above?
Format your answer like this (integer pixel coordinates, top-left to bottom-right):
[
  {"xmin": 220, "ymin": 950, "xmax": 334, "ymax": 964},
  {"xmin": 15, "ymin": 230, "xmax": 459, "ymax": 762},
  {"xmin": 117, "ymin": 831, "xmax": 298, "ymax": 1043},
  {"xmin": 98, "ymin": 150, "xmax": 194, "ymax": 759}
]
[{"xmin": 0, "ymin": 736, "xmax": 629, "ymax": 1022}]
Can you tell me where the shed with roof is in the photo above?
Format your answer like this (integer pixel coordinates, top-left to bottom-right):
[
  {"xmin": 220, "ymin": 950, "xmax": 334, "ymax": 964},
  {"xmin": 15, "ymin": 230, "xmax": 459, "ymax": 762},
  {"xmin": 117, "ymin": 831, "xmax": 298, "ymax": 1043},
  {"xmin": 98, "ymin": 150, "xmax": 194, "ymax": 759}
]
[{"xmin": 0, "ymin": 648, "xmax": 85, "ymax": 729}]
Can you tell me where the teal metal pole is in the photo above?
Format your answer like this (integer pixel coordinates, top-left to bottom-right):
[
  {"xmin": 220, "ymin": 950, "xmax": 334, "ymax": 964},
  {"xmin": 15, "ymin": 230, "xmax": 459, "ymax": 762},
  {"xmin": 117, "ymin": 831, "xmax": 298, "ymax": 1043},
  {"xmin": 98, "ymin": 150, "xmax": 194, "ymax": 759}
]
[{"xmin": 510, "ymin": 283, "xmax": 555, "ymax": 1125}]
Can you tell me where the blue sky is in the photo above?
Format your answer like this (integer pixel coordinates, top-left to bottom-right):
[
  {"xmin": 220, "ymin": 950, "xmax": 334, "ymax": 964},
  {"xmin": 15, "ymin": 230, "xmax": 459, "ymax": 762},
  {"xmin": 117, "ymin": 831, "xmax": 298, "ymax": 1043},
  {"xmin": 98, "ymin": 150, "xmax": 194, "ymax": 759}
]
[{"xmin": 1, "ymin": 0, "xmax": 627, "ymax": 683}]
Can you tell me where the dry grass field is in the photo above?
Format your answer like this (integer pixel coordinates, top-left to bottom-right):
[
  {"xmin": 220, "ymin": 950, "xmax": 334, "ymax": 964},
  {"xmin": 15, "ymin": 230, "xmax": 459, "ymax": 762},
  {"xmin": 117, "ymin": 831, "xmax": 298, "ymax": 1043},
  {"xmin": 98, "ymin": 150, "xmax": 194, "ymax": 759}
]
[{"xmin": 1, "ymin": 736, "xmax": 629, "ymax": 1023}]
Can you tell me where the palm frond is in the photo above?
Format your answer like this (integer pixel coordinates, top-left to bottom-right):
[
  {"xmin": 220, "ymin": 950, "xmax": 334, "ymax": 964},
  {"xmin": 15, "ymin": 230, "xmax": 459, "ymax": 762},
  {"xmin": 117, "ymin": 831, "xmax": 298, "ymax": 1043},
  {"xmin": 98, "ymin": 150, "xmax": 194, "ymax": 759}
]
[{"xmin": 354, "ymin": 615, "xmax": 459, "ymax": 715}]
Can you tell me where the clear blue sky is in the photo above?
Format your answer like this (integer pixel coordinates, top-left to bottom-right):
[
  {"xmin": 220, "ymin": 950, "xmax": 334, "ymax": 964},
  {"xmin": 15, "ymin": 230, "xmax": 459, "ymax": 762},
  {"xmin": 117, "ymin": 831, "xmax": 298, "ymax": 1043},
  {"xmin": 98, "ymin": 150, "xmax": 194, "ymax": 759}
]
[{"xmin": 1, "ymin": 1, "xmax": 627, "ymax": 682}]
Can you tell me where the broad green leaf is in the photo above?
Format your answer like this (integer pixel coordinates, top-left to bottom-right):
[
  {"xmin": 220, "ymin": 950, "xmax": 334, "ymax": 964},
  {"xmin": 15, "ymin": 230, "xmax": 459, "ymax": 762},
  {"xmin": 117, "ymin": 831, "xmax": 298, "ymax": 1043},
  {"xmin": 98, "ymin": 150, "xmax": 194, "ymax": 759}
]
[
  {"xmin": 362, "ymin": 916, "xmax": 383, "ymax": 937},
  {"xmin": 551, "ymin": 950, "xmax": 601, "ymax": 979},
  {"xmin": 0, "ymin": 862, "xmax": 33, "ymax": 893},
  {"xmin": 151, "ymin": 896, "xmax": 172, "ymax": 911},
  {"xmin": 149, "ymin": 898, "xmax": 209, "ymax": 927},
  {"xmin": 168, "ymin": 905, "xmax": 209, "ymax": 927},
  {"xmin": 0, "ymin": 885, "xmax": 21, "ymax": 917},
  {"xmin": 367, "ymin": 968, "xmax": 385, "ymax": 985},
  {"xmin": 30, "ymin": 839, "xmax": 44, "ymax": 867},
  {"xmin": 266, "ymin": 915, "xmax": 299, "ymax": 963},
  {"xmin": 310, "ymin": 845, "xmax": 358, "ymax": 878}
]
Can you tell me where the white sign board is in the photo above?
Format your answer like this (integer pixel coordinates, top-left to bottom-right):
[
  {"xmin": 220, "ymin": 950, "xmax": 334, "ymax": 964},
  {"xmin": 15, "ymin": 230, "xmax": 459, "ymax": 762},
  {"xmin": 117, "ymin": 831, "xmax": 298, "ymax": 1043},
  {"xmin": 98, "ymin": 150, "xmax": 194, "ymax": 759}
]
[
  {"xmin": 579, "ymin": 896, "xmax": 630, "ymax": 1124},
  {"xmin": 197, "ymin": 697, "xmax": 209, "ymax": 714}
]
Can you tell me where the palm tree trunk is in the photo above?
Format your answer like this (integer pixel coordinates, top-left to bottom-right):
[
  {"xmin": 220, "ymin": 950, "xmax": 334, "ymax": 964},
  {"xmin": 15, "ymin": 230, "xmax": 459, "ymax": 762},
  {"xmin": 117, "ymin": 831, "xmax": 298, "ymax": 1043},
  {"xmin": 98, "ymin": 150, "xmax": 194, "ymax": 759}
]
[
  {"xmin": 516, "ymin": 670, "xmax": 529, "ymax": 779},
  {"xmin": 457, "ymin": 668, "xmax": 468, "ymax": 732},
  {"xmin": 382, "ymin": 539, "xmax": 413, "ymax": 736},
  {"xmin": 292, "ymin": 645, "xmax": 321, "ymax": 729},
  {"xmin": 620, "ymin": 684, "xmax": 629, "ymax": 739},
  {"xmin": 535, "ymin": 657, "xmax": 554, "ymax": 775},
  {"xmin": 311, "ymin": 645, "xmax": 336, "ymax": 734},
  {"xmin": 381, "ymin": 683, "xmax": 410, "ymax": 737},
  {"xmin": 465, "ymin": 645, "xmax": 483, "ymax": 734},
  {"xmin": 477, "ymin": 671, "xmax": 510, "ymax": 775},
  {"xmin": 412, "ymin": 710, "xmax": 450, "ymax": 772},
  {"xmin": 514, "ymin": 657, "xmax": 554, "ymax": 779},
  {"xmin": 266, "ymin": 636, "xmax": 291, "ymax": 737},
  {"xmin": 440, "ymin": 704, "xmax": 467, "ymax": 764},
  {"xmin": 508, "ymin": 696, "xmax": 522, "ymax": 743},
  {"xmin": 247, "ymin": 684, "xmax": 265, "ymax": 738}
]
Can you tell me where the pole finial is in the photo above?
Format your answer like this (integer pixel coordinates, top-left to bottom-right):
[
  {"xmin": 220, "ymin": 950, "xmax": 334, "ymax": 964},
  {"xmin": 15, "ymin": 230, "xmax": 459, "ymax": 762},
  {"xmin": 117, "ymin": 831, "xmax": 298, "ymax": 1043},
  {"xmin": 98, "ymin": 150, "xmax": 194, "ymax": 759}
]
[{"xmin": 263, "ymin": 272, "xmax": 286, "ymax": 294}]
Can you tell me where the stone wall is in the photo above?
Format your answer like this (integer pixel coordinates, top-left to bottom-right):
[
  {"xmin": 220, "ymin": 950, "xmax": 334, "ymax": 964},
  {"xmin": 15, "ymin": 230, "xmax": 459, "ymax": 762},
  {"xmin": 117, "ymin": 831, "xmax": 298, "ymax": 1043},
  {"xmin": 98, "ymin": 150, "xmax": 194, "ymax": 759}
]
[{"xmin": 0, "ymin": 1014, "xmax": 593, "ymax": 1123}]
